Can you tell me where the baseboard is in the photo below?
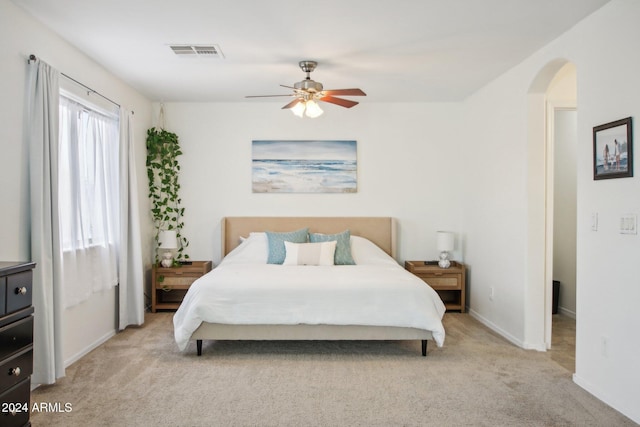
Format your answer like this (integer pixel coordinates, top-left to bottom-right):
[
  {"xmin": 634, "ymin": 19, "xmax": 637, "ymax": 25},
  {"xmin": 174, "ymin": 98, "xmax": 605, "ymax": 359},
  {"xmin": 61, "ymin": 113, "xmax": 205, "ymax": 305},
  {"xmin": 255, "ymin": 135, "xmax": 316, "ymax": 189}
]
[
  {"xmin": 573, "ymin": 373, "xmax": 640, "ymax": 424},
  {"xmin": 64, "ymin": 329, "xmax": 116, "ymax": 367},
  {"xmin": 558, "ymin": 306, "xmax": 576, "ymax": 319},
  {"xmin": 467, "ymin": 308, "xmax": 534, "ymax": 349}
]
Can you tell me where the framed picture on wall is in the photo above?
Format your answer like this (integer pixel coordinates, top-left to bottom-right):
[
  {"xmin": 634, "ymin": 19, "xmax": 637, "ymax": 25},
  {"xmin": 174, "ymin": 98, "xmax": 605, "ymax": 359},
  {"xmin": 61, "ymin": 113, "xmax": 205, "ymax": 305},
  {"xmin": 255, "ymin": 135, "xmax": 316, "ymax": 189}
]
[
  {"xmin": 593, "ymin": 117, "xmax": 633, "ymax": 180},
  {"xmin": 252, "ymin": 140, "xmax": 357, "ymax": 193}
]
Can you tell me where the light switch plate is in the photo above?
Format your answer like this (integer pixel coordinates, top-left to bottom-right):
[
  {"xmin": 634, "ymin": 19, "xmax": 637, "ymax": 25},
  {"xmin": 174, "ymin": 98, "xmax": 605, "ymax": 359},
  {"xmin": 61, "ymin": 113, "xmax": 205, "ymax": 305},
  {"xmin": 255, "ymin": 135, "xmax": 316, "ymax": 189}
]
[
  {"xmin": 620, "ymin": 214, "xmax": 637, "ymax": 234},
  {"xmin": 591, "ymin": 212, "xmax": 598, "ymax": 231}
]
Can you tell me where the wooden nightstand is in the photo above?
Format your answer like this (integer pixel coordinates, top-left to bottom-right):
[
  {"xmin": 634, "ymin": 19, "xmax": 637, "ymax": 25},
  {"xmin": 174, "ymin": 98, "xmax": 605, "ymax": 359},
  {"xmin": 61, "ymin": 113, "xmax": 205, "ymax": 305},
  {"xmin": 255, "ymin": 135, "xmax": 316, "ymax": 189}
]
[
  {"xmin": 405, "ymin": 261, "xmax": 466, "ymax": 312},
  {"xmin": 151, "ymin": 261, "xmax": 212, "ymax": 312}
]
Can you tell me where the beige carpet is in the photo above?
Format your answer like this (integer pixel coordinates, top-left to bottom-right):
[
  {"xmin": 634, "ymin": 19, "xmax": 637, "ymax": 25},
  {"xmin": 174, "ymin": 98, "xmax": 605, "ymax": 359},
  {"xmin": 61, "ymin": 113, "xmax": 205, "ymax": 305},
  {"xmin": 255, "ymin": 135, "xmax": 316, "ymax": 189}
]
[{"xmin": 31, "ymin": 313, "xmax": 636, "ymax": 427}]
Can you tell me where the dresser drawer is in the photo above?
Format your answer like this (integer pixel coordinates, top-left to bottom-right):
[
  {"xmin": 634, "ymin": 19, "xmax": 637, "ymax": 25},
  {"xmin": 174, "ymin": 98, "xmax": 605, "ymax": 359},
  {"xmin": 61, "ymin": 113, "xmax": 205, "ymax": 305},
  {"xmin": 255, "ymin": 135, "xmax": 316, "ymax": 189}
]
[
  {"xmin": 0, "ymin": 349, "xmax": 32, "ymax": 392},
  {"xmin": 0, "ymin": 378, "xmax": 31, "ymax": 427},
  {"xmin": 6, "ymin": 271, "xmax": 32, "ymax": 314},
  {"xmin": 0, "ymin": 316, "xmax": 33, "ymax": 360},
  {"xmin": 422, "ymin": 275, "xmax": 461, "ymax": 290},
  {"xmin": 0, "ymin": 277, "xmax": 5, "ymax": 317}
]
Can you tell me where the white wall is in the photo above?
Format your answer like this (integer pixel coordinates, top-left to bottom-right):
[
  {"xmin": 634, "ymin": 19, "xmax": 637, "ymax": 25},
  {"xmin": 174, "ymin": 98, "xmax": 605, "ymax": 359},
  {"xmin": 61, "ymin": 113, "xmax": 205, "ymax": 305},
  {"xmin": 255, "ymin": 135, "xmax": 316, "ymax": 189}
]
[
  {"xmin": 0, "ymin": 1, "xmax": 153, "ymax": 367},
  {"xmin": 459, "ymin": 73, "xmax": 530, "ymax": 346},
  {"xmin": 155, "ymin": 101, "xmax": 464, "ymax": 265},
  {"xmin": 571, "ymin": 2, "xmax": 640, "ymax": 422},
  {"xmin": 461, "ymin": 0, "xmax": 639, "ymax": 422}
]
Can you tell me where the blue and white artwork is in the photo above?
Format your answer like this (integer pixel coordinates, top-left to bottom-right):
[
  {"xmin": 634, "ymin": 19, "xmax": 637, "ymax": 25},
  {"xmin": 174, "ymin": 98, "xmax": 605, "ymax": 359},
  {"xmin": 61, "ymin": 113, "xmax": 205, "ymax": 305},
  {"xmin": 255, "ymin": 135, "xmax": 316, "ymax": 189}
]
[{"xmin": 252, "ymin": 140, "xmax": 357, "ymax": 193}]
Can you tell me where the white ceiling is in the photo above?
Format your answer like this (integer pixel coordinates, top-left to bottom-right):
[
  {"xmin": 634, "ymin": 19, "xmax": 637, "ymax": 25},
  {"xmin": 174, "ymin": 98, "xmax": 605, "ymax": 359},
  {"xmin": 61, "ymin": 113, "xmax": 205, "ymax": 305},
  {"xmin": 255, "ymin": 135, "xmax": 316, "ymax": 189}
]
[{"xmin": 14, "ymin": 0, "xmax": 610, "ymax": 103}]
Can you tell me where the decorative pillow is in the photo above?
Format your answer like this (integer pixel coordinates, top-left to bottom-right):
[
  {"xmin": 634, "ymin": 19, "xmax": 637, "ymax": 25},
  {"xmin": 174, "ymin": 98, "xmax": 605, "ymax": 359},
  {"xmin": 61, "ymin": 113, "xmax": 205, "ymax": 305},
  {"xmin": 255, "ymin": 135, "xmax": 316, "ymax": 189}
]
[
  {"xmin": 309, "ymin": 230, "xmax": 355, "ymax": 265},
  {"xmin": 266, "ymin": 228, "xmax": 309, "ymax": 264},
  {"xmin": 283, "ymin": 241, "xmax": 337, "ymax": 266}
]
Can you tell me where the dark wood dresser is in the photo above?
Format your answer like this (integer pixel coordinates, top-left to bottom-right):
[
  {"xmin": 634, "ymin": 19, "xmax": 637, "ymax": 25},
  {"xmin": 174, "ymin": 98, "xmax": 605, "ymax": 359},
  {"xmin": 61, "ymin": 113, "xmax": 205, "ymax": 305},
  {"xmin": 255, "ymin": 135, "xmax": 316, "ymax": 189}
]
[{"xmin": 0, "ymin": 261, "xmax": 35, "ymax": 427}]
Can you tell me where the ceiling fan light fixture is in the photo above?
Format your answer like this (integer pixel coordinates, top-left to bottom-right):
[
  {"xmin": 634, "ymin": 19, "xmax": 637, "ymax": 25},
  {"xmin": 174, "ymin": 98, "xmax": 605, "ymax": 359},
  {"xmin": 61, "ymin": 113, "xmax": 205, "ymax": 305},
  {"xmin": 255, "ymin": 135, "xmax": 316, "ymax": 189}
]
[
  {"xmin": 304, "ymin": 100, "xmax": 323, "ymax": 118},
  {"xmin": 289, "ymin": 100, "xmax": 323, "ymax": 118},
  {"xmin": 291, "ymin": 101, "xmax": 305, "ymax": 118}
]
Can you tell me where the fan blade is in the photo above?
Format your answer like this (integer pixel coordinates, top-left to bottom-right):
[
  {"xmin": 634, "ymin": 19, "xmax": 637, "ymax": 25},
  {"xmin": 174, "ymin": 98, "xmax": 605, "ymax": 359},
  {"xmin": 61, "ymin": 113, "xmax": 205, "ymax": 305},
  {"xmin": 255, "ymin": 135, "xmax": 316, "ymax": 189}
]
[
  {"xmin": 322, "ymin": 88, "xmax": 366, "ymax": 96},
  {"xmin": 279, "ymin": 84, "xmax": 296, "ymax": 90},
  {"xmin": 320, "ymin": 95, "xmax": 359, "ymax": 108},
  {"xmin": 245, "ymin": 94, "xmax": 294, "ymax": 98},
  {"xmin": 281, "ymin": 98, "xmax": 303, "ymax": 109}
]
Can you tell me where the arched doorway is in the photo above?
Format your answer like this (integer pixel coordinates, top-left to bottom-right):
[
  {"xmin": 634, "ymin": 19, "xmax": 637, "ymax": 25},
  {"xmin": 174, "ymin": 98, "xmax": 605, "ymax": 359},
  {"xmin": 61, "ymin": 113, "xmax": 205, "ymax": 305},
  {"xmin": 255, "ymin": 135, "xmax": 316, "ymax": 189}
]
[{"xmin": 525, "ymin": 60, "xmax": 576, "ymax": 362}]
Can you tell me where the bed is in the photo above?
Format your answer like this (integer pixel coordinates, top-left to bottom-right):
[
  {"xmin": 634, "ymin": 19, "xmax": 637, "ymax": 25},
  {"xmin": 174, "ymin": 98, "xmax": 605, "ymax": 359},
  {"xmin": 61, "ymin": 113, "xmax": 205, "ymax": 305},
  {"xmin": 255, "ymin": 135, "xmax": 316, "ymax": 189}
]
[{"xmin": 173, "ymin": 217, "xmax": 446, "ymax": 356}]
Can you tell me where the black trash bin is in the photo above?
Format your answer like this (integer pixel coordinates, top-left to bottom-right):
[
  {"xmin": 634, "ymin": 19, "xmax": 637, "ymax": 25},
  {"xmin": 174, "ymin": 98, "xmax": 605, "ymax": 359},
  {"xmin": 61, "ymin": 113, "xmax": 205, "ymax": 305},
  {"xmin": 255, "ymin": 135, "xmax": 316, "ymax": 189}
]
[{"xmin": 552, "ymin": 280, "xmax": 560, "ymax": 314}]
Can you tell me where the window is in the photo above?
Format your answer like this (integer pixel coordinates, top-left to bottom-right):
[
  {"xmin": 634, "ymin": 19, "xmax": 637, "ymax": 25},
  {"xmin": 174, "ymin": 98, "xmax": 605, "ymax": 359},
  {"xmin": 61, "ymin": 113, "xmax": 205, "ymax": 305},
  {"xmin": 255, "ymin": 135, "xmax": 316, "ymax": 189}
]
[{"xmin": 58, "ymin": 90, "xmax": 120, "ymax": 307}]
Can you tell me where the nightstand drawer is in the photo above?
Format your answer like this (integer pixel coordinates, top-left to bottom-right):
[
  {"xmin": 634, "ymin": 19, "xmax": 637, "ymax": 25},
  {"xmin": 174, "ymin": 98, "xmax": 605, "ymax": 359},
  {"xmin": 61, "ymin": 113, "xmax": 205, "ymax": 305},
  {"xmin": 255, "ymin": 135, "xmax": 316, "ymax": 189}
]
[
  {"xmin": 158, "ymin": 276, "xmax": 199, "ymax": 289},
  {"xmin": 421, "ymin": 275, "xmax": 461, "ymax": 290}
]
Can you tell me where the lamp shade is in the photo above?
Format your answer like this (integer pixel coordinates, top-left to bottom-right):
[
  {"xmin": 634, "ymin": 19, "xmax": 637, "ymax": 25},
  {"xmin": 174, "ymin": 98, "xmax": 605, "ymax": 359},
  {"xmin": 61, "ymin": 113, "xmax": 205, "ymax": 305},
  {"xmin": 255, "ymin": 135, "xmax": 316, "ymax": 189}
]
[
  {"xmin": 436, "ymin": 231, "xmax": 454, "ymax": 252},
  {"xmin": 159, "ymin": 230, "xmax": 178, "ymax": 249}
]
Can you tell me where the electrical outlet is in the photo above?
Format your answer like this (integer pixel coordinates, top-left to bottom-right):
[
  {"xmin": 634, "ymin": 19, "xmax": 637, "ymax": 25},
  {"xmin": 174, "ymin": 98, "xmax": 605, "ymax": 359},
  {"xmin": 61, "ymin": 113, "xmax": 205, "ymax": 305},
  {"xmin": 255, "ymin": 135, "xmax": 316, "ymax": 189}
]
[{"xmin": 591, "ymin": 212, "xmax": 598, "ymax": 231}]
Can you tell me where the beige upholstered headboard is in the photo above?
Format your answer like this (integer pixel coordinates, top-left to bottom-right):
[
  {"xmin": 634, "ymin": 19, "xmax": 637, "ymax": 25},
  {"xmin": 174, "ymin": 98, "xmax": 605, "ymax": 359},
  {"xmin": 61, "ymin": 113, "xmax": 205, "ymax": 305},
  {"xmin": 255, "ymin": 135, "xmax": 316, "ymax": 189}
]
[{"xmin": 223, "ymin": 217, "xmax": 396, "ymax": 258}]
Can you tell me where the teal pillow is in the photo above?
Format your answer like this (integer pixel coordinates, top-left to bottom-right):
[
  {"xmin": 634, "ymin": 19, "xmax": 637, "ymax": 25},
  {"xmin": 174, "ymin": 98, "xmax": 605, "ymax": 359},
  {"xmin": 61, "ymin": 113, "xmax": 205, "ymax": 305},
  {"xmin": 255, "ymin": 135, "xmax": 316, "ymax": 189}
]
[
  {"xmin": 309, "ymin": 230, "xmax": 355, "ymax": 265},
  {"xmin": 266, "ymin": 228, "xmax": 309, "ymax": 264}
]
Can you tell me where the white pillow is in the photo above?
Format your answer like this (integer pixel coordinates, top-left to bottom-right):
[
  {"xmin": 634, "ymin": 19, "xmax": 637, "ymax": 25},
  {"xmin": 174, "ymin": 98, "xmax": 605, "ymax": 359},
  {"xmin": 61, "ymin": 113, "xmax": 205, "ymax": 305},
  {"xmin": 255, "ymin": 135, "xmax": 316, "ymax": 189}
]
[
  {"xmin": 283, "ymin": 241, "xmax": 337, "ymax": 266},
  {"xmin": 350, "ymin": 236, "xmax": 399, "ymax": 266},
  {"xmin": 221, "ymin": 232, "xmax": 268, "ymax": 265}
]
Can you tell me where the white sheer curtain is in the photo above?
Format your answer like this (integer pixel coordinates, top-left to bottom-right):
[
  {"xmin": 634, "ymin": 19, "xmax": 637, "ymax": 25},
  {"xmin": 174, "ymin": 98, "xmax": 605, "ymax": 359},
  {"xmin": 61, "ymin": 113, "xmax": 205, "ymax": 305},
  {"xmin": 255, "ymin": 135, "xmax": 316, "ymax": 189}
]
[
  {"xmin": 28, "ymin": 59, "xmax": 65, "ymax": 384},
  {"xmin": 27, "ymin": 58, "xmax": 145, "ymax": 384},
  {"xmin": 58, "ymin": 95, "xmax": 119, "ymax": 307},
  {"xmin": 117, "ymin": 108, "xmax": 144, "ymax": 330}
]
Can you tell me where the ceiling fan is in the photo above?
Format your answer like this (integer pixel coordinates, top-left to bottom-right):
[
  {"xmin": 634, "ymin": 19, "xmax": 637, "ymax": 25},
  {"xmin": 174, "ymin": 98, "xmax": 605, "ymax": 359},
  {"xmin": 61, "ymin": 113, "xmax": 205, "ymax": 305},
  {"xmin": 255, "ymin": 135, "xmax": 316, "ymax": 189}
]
[{"xmin": 246, "ymin": 60, "xmax": 366, "ymax": 118}]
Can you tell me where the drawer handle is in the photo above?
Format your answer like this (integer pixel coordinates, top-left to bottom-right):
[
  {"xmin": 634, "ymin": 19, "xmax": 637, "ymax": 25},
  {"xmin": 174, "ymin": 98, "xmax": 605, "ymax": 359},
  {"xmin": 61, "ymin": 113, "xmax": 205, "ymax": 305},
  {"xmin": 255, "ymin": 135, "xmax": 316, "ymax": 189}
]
[
  {"xmin": 434, "ymin": 273, "xmax": 443, "ymax": 276},
  {"xmin": 16, "ymin": 286, "xmax": 28, "ymax": 295},
  {"xmin": 9, "ymin": 367, "xmax": 21, "ymax": 377}
]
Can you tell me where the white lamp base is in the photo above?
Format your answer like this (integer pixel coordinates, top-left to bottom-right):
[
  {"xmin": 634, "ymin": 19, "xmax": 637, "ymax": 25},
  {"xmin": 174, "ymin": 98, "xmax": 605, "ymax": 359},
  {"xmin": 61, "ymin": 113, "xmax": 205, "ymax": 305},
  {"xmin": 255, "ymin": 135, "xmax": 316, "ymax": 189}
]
[
  {"xmin": 160, "ymin": 252, "xmax": 174, "ymax": 268},
  {"xmin": 438, "ymin": 251, "xmax": 451, "ymax": 269}
]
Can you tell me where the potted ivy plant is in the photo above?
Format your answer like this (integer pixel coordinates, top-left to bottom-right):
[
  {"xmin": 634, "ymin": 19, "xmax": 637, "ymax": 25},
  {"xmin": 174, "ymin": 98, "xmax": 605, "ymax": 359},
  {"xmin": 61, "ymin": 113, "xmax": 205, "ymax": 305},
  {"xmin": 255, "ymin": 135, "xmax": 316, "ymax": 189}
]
[{"xmin": 146, "ymin": 127, "xmax": 189, "ymax": 265}]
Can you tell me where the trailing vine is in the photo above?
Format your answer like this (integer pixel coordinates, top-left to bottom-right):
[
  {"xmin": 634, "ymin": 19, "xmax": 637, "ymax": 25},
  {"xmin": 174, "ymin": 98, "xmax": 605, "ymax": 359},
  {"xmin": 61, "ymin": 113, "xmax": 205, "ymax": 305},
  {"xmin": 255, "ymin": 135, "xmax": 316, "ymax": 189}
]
[{"xmin": 146, "ymin": 127, "xmax": 189, "ymax": 265}]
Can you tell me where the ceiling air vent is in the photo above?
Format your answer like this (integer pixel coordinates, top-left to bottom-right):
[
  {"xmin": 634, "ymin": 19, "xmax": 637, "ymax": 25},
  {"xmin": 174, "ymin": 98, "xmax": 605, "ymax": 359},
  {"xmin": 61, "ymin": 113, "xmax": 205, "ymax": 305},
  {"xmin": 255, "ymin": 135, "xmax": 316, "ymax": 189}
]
[{"xmin": 169, "ymin": 44, "xmax": 224, "ymax": 58}]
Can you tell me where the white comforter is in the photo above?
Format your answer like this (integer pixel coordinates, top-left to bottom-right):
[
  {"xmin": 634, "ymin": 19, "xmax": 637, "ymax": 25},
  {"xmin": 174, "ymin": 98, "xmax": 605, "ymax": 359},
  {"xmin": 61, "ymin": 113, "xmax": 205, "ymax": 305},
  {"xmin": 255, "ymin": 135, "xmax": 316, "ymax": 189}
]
[{"xmin": 173, "ymin": 235, "xmax": 446, "ymax": 350}]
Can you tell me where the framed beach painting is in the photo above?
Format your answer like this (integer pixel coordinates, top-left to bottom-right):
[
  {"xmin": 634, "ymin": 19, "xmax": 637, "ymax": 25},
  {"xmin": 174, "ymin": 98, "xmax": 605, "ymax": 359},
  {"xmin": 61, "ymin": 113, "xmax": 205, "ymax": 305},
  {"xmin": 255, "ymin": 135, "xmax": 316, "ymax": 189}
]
[
  {"xmin": 593, "ymin": 117, "xmax": 633, "ymax": 180},
  {"xmin": 252, "ymin": 140, "xmax": 357, "ymax": 193}
]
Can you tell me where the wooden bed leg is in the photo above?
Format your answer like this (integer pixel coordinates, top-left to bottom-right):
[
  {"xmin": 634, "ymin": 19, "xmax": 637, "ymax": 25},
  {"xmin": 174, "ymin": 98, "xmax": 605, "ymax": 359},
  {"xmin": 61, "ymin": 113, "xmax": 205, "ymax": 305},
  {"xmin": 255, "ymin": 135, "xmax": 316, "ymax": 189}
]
[
  {"xmin": 197, "ymin": 339, "xmax": 203, "ymax": 356},
  {"xmin": 422, "ymin": 340, "xmax": 427, "ymax": 357}
]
